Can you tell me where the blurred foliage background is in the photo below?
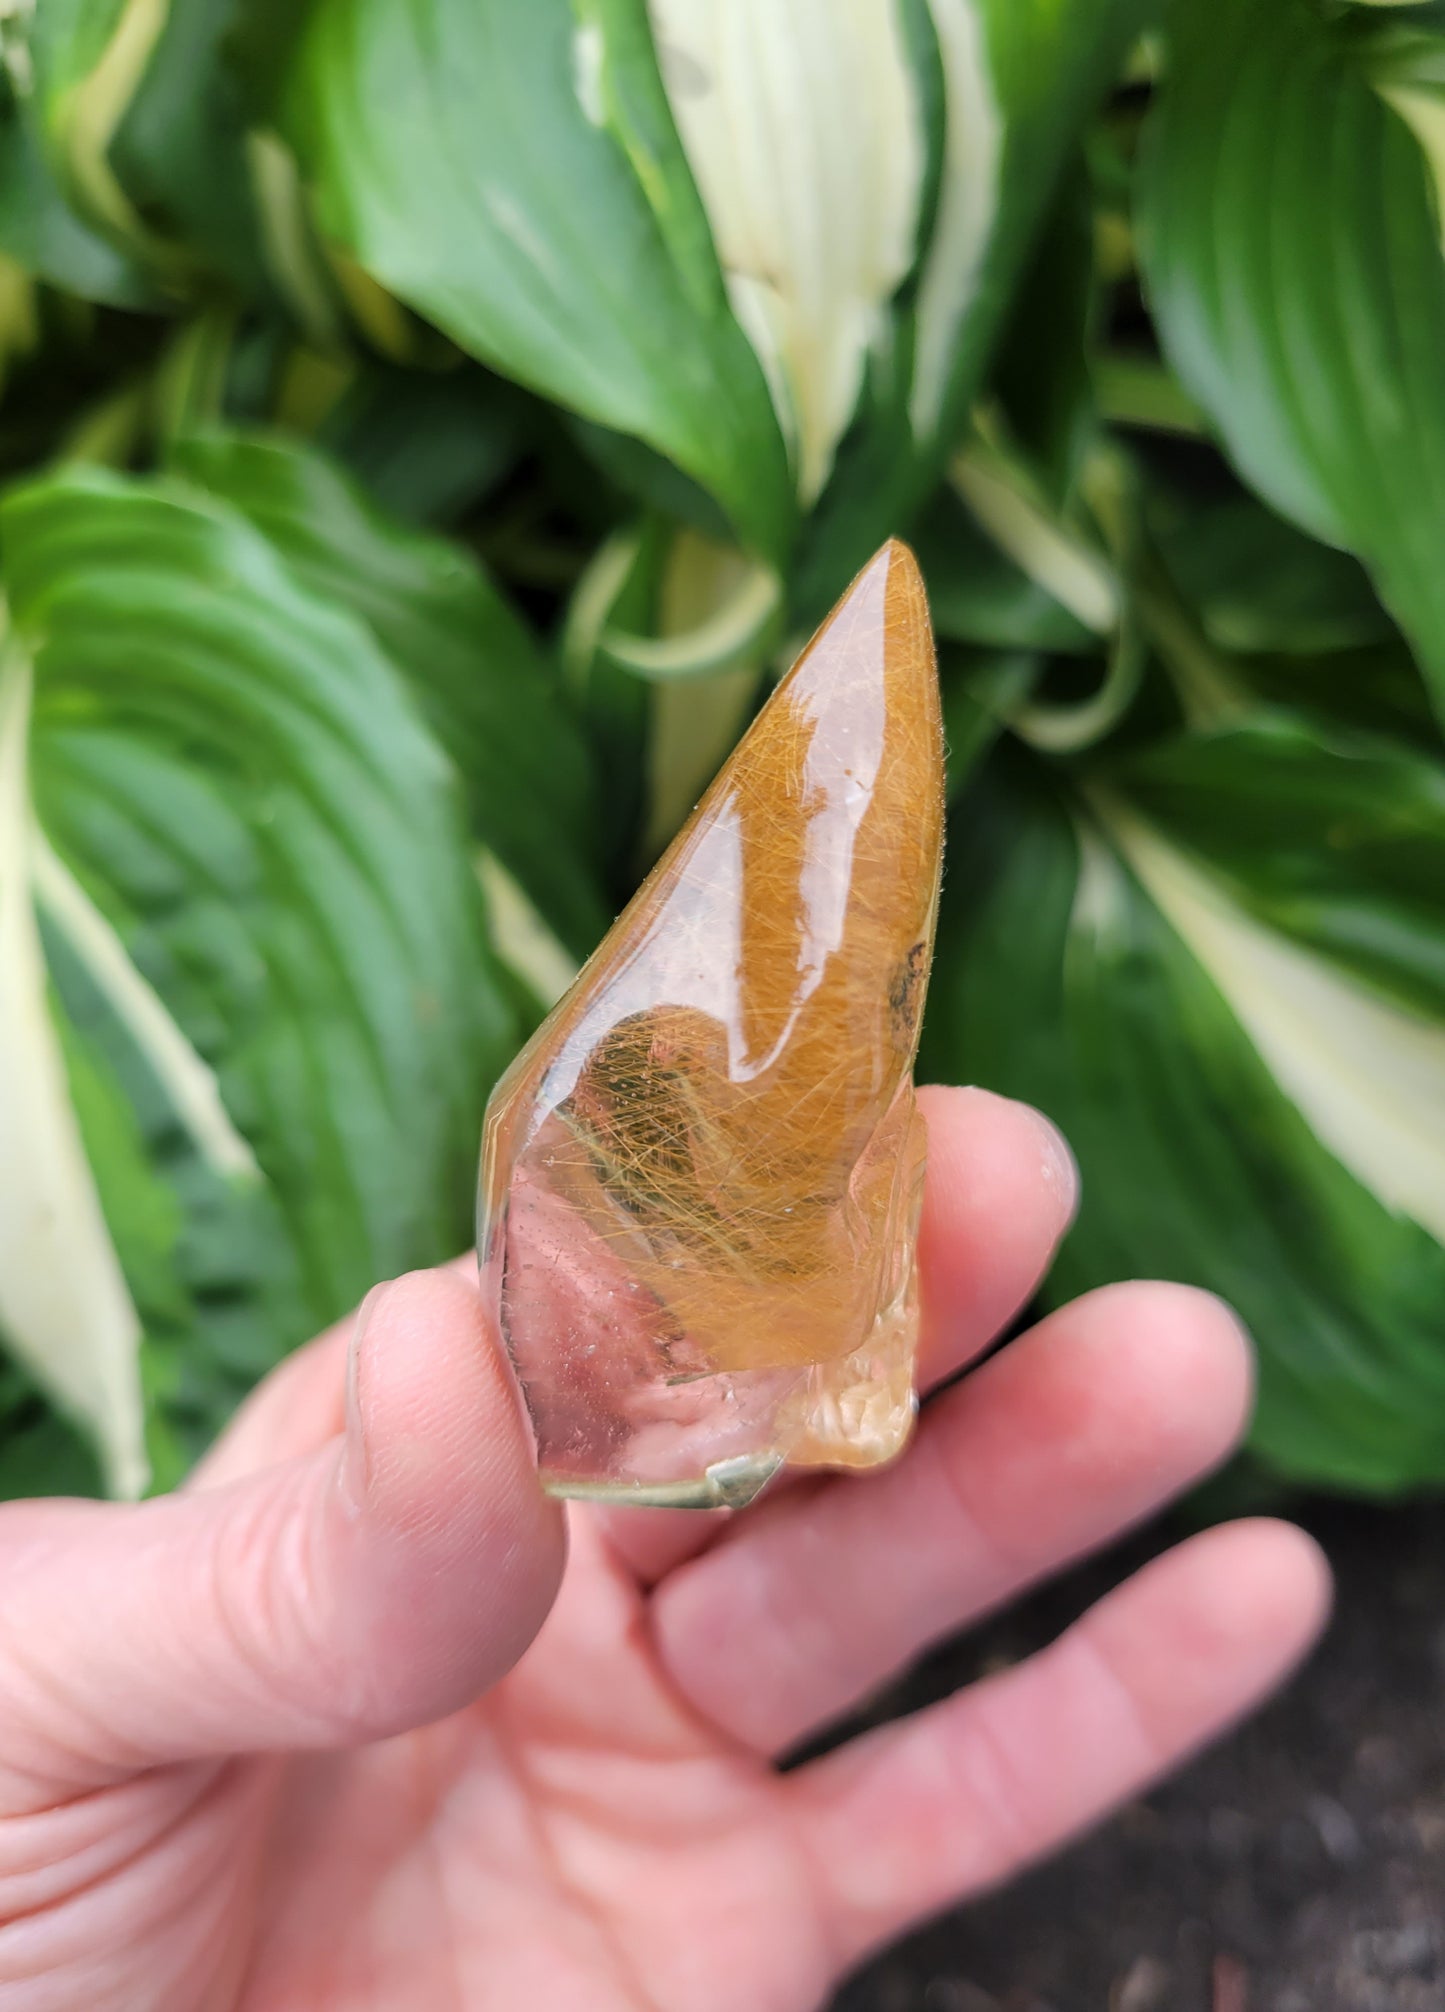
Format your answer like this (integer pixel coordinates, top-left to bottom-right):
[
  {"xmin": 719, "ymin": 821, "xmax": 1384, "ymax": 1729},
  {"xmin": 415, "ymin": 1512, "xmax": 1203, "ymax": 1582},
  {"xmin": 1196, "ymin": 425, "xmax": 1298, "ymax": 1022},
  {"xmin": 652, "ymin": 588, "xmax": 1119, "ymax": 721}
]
[{"xmin": 2, "ymin": 0, "xmax": 1444, "ymax": 1503}]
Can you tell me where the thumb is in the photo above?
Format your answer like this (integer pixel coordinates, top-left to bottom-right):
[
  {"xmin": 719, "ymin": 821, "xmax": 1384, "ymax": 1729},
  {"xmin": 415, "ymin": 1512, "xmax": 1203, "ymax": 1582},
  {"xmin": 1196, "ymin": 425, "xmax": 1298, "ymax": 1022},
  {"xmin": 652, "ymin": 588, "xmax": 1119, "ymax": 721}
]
[{"xmin": 0, "ymin": 1268, "xmax": 565, "ymax": 1804}]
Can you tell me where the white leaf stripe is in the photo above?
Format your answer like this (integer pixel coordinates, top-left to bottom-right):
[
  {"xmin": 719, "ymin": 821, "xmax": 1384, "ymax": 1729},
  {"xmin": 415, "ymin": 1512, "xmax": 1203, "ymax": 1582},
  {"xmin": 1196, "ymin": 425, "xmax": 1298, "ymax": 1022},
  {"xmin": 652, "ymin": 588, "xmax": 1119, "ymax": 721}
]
[
  {"xmin": 639, "ymin": 528, "xmax": 770, "ymax": 859},
  {"xmin": 910, "ymin": 0, "xmax": 1002, "ymax": 436},
  {"xmin": 50, "ymin": 0, "xmax": 168, "ymax": 249},
  {"xmin": 476, "ymin": 851, "xmax": 579, "ymax": 1011},
  {"xmin": 649, "ymin": 0, "xmax": 925, "ymax": 502},
  {"xmin": 951, "ymin": 446, "xmax": 1120, "ymax": 633},
  {"xmin": 0, "ymin": 638, "xmax": 148, "ymax": 1499},
  {"xmin": 32, "ymin": 834, "xmax": 259, "ymax": 1181},
  {"xmin": 1107, "ymin": 809, "xmax": 1445, "ymax": 1251},
  {"xmin": 603, "ymin": 546, "xmax": 779, "ymax": 681},
  {"xmin": 1376, "ymin": 84, "xmax": 1445, "ymax": 252}
]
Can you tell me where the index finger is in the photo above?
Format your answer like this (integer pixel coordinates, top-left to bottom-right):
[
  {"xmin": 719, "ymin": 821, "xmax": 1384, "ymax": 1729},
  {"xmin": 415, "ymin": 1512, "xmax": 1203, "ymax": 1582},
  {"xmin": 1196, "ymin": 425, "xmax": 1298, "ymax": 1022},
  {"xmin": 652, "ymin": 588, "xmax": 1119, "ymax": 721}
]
[{"xmin": 914, "ymin": 1083, "xmax": 1078, "ymax": 1387}]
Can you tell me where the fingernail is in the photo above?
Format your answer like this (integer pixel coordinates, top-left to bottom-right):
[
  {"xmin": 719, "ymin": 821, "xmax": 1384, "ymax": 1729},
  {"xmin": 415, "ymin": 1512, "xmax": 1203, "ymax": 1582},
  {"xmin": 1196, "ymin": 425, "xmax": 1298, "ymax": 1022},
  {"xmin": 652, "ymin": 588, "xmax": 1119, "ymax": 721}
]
[
  {"xmin": 1026, "ymin": 1105, "xmax": 1079, "ymax": 1228},
  {"xmin": 340, "ymin": 1283, "xmax": 391, "ymax": 1513}
]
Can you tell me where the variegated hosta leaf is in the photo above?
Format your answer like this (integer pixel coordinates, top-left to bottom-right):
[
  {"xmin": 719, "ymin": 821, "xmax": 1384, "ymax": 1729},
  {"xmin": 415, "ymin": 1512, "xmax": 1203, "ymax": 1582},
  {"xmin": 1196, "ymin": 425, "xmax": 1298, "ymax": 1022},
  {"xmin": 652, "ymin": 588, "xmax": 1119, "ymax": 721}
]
[
  {"xmin": 0, "ymin": 42, "xmax": 155, "ymax": 308},
  {"xmin": 12, "ymin": 0, "xmax": 372, "ymax": 341},
  {"xmin": 37, "ymin": 0, "xmax": 165, "ymax": 251},
  {"xmin": 909, "ymin": 0, "xmax": 1003, "ymax": 439},
  {"xmin": 645, "ymin": 0, "xmax": 1147, "ymax": 520},
  {"xmin": 0, "ymin": 634, "xmax": 147, "ymax": 1496},
  {"xmin": 924, "ymin": 733, "xmax": 1445, "ymax": 1492},
  {"xmin": 636, "ymin": 528, "xmax": 775, "ymax": 860},
  {"xmin": 286, "ymin": 0, "xmax": 794, "ymax": 558},
  {"xmin": 475, "ymin": 853, "xmax": 579, "ymax": 1014},
  {"xmin": 1114, "ymin": 714, "xmax": 1445, "ymax": 1022},
  {"xmin": 282, "ymin": 0, "xmax": 1146, "ymax": 564},
  {"xmin": 647, "ymin": 0, "xmax": 926, "ymax": 504},
  {"xmin": 13, "ymin": 1, "xmax": 1144, "ymax": 550},
  {"xmin": 0, "ymin": 464, "xmax": 522, "ymax": 1490},
  {"xmin": 1103, "ymin": 810, "xmax": 1445, "ymax": 1252},
  {"xmin": 169, "ymin": 428, "xmax": 609, "ymax": 960},
  {"xmin": 950, "ymin": 441, "xmax": 1118, "ymax": 636},
  {"xmin": 1139, "ymin": 0, "xmax": 1445, "ymax": 726},
  {"xmin": 563, "ymin": 522, "xmax": 777, "ymax": 867},
  {"xmin": 796, "ymin": 0, "xmax": 1151, "ymax": 611}
]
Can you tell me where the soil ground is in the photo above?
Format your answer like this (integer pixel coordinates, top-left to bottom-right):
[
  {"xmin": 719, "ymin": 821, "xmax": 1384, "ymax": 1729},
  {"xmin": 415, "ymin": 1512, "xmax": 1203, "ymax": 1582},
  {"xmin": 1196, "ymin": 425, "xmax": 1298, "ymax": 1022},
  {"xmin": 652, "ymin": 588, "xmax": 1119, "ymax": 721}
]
[{"xmin": 833, "ymin": 1498, "xmax": 1445, "ymax": 2012}]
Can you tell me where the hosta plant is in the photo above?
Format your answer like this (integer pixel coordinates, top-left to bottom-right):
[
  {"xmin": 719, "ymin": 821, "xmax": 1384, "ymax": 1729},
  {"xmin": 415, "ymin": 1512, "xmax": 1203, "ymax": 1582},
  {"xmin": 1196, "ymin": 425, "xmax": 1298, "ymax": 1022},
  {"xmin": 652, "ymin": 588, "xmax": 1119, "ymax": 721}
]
[{"xmin": 0, "ymin": 0, "xmax": 1443, "ymax": 1497}]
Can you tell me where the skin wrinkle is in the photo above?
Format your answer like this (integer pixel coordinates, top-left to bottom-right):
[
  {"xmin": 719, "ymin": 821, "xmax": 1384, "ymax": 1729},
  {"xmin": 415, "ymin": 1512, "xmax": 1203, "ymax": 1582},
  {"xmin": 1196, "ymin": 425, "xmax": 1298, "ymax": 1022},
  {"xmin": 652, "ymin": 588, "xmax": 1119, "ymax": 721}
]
[
  {"xmin": 920, "ymin": 1285, "xmax": 1246, "ymax": 1600},
  {"xmin": 489, "ymin": 1691, "xmax": 671, "ymax": 2012},
  {"xmin": 776, "ymin": 1775, "xmax": 858, "ymax": 2002},
  {"xmin": 661, "ymin": 1384, "xmax": 1022, "ymax": 1755},
  {"xmin": 206, "ymin": 1461, "xmax": 361, "ymax": 1746},
  {"xmin": 457, "ymin": 1534, "xmax": 725, "ymax": 1992},
  {"xmin": 414, "ymin": 1732, "xmax": 469, "ymax": 2012},
  {"xmin": 922, "ymin": 1683, "xmax": 1052, "ymax": 1899},
  {"xmin": 795, "ymin": 1540, "xmax": 1243, "ymax": 1967},
  {"xmin": 576, "ymin": 1531, "xmax": 768, "ymax": 1788},
  {"xmin": 0, "ymin": 1598, "xmax": 140, "ymax": 1810},
  {"xmin": 1059, "ymin": 1626, "xmax": 1170, "ymax": 1791},
  {"xmin": 0, "ymin": 1762, "xmax": 233, "ymax": 1939},
  {"xmin": 501, "ymin": 1716, "xmax": 828, "ymax": 2012},
  {"xmin": 0, "ymin": 1761, "xmax": 269, "ymax": 2001},
  {"xmin": 0, "ymin": 1765, "xmax": 228, "ymax": 1919}
]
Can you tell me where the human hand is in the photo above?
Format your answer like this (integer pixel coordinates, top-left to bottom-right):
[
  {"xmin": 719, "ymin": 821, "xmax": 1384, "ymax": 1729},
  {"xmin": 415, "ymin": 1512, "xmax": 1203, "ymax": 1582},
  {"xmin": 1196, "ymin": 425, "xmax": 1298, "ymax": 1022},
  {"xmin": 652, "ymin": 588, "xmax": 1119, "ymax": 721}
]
[{"xmin": 0, "ymin": 1086, "xmax": 1329, "ymax": 2012}]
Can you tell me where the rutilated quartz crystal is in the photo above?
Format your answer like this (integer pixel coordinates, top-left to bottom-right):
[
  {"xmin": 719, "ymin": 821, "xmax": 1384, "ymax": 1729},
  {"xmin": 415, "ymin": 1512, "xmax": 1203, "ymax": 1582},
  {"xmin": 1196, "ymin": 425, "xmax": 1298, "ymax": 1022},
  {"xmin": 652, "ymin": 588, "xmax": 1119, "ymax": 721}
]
[{"xmin": 479, "ymin": 540, "xmax": 944, "ymax": 1507}]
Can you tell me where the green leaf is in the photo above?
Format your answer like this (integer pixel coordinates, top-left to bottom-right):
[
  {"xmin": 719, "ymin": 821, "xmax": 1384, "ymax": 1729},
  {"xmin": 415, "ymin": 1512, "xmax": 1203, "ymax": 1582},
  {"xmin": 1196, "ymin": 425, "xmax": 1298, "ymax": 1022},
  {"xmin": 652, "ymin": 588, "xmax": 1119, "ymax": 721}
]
[
  {"xmin": 24, "ymin": 0, "xmax": 354, "ymax": 336},
  {"xmin": 0, "ymin": 73, "xmax": 155, "ymax": 306},
  {"xmin": 1235, "ymin": 636, "xmax": 1440, "ymax": 748},
  {"xmin": 40, "ymin": 863, "xmax": 297, "ymax": 1485},
  {"xmin": 284, "ymin": 0, "xmax": 794, "ymax": 558},
  {"xmin": 625, "ymin": 527, "xmax": 770, "ymax": 864},
  {"xmin": 0, "ymin": 1356, "xmax": 102, "ymax": 1501},
  {"xmin": 316, "ymin": 364, "xmax": 533, "ymax": 528},
  {"xmin": 796, "ymin": 0, "xmax": 1151, "ymax": 617},
  {"xmin": 559, "ymin": 521, "xmax": 770, "ymax": 873},
  {"xmin": 0, "ymin": 635, "xmax": 148, "ymax": 1495},
  {"xmin": 1149, "ymin": 486, "xmax": 1394, "ymax": 658},
  {"xmin": 170, "ymin": 428, "xmax": 609, "ymax": 957},
  {"xmin": 106, "ymin": 0, "xmax": 272, "ymax": 296},
  {"xmin": 939, "ymin": 644, "xmax": 1038, "ymax": 800},
  {"xmin": 22, "ymin": 0, "xmax": 146, "ymax": 246},
  {"xmin": 922, "ymin": 750, "xmax": 1445, "ymax": 1493},
  {"xmin": 1, "ymin": 466, "xmax": 520, "ymax": 1484},
  {"xmin": 914, "ymin": 465, "xmax": 1099, "ymax": 655},
  {"xmin": 561, "ymin": 526, "xmax": 657, "ymax": 882},
  {"xmin": 950, "ymin": 434, "xmax": 1120, "ymax": 636},
  {"xmin": 1139, "ymin": 0, "xmax": 1445, "ymax": 722},
  {"xmin": 1114, "ymin": 713, "xmax": 1445, "ymax": 1021},
  {"xmin": 992, "ymin": 158, "xmax": 1098, "ymax": 506}
]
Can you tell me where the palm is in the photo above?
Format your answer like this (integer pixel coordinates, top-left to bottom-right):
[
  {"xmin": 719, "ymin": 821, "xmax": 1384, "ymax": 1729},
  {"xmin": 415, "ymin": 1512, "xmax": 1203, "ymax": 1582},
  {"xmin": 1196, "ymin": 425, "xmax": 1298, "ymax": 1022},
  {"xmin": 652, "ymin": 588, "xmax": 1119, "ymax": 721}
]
[
  {"xmin": 0, "ymin": 1090, "xmax": 1327, "ymax": 2012},
  {"xmin": 244, "ymin": 1518, "xmax": 829, "ymax": 2012}
]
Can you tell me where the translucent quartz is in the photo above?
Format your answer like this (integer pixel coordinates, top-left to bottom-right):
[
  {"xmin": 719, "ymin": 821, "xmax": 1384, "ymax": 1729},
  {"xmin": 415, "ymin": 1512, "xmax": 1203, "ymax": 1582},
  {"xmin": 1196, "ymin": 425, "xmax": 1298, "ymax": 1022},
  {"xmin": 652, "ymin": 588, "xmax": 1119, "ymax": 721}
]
[{"xmin": 479, "ymin": 540, "xmax": 944, "ymax": 1507}]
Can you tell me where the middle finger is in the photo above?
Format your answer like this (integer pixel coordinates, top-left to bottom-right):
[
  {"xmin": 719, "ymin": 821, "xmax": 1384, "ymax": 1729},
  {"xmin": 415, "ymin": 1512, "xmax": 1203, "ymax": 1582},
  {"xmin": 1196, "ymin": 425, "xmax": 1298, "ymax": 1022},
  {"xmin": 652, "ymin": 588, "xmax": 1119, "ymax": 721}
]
[{"xmin": 650, "ymin": 1279, "xmax": 1253, "ymax": 1755}]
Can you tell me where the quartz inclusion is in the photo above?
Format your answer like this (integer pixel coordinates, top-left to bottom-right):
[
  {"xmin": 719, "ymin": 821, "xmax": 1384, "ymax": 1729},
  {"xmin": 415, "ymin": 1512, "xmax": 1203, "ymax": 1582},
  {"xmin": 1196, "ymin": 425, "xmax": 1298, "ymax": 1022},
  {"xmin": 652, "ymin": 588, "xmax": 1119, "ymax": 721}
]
[{"xmin": 479, "ymin": 541, "xmax": 944, "ymax": 1507}]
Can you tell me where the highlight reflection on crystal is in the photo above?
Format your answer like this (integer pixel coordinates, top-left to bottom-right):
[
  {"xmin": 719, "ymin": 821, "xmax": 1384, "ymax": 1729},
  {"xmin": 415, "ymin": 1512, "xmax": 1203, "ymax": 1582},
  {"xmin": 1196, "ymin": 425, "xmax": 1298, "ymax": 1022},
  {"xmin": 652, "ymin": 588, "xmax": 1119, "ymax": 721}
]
[{"xmin": 479, "ymin": 540, "xmax": 944, "ymax": 1507}]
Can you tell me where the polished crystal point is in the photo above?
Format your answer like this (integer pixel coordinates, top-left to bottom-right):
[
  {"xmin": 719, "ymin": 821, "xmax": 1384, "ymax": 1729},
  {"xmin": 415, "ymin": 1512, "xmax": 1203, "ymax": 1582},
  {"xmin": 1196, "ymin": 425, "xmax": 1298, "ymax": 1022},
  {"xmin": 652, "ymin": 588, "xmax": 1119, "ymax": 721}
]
[{"xmin": 479, "ymin": 540, "xmax": 944, "ymax": 1507}]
